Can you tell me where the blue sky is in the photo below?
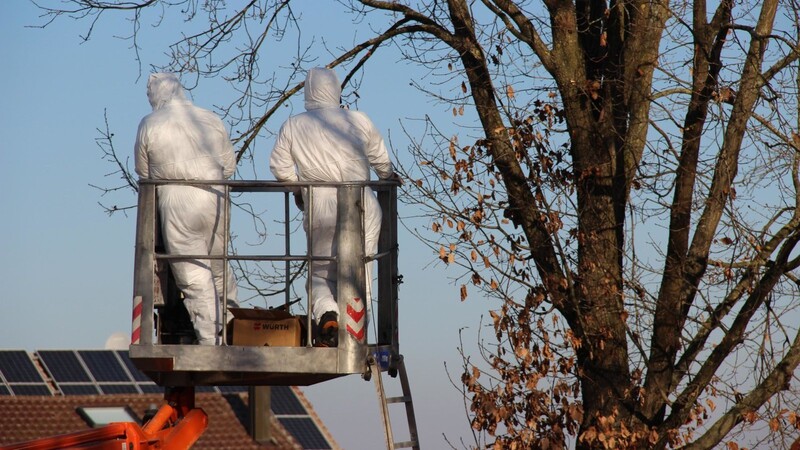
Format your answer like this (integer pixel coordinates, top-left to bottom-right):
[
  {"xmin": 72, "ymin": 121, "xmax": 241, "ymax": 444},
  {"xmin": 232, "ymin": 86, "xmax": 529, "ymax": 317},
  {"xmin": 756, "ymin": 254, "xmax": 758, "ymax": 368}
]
[{"xmin": 0, "ymin": 2, "xmax": 494, "ymax": 448}]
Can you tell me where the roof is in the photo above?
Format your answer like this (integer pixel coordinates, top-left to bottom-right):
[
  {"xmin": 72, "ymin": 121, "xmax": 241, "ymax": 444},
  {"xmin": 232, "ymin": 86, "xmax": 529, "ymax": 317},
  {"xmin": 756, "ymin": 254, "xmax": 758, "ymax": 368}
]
[
  {"xmin": 0, "ymin": 393, "xmax": 300, "ymax": 449},
  {"xmin": 0, "ymin": 350, "xmax": 340, "ymax": 450}
]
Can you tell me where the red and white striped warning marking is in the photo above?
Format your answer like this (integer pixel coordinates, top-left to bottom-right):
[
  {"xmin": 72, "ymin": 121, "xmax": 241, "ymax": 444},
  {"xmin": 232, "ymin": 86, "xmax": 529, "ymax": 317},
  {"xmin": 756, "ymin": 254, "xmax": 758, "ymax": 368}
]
[
  {"xmin": 346, "ymin": 297, "xmax": 365, "ymax": 342},
  {"xmin": 131, "ymin": 296, "xmax": 142, "ymax": 345}
]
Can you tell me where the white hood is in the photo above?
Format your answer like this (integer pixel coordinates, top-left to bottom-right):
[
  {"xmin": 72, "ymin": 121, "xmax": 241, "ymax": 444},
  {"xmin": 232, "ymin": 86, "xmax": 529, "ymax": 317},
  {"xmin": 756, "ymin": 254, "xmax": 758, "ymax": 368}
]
[
  {"xmin": 304, "ymin": 67, "xmax": 341, "ymax": 111},
  {"xmin": 147, "ymin": 73, "xmax": 188, "ymax": 111}
]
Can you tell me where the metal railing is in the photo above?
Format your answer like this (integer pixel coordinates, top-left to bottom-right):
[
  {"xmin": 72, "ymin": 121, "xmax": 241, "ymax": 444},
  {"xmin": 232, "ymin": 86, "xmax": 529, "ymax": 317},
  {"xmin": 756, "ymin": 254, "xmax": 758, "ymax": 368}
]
[{"xmin": 129, "ymin": 179, "xmax": 400, "ymax": 386}]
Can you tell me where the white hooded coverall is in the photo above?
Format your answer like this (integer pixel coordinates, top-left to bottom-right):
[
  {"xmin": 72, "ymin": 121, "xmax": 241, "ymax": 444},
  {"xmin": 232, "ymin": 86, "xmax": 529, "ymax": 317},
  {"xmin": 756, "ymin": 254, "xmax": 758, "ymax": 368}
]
[
  {"xmin": 269, "ymin": 67, "xmax": 394, "ymax": 323},
  {"xmin": 135, "ymin": 73, "xmax": 239, "ymax": 345}
]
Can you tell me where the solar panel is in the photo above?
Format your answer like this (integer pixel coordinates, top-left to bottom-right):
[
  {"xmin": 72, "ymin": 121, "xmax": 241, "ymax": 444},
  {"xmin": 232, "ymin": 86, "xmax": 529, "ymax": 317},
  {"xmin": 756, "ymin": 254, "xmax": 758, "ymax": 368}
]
[
  {"xmin": 60, "ymin": 384, "xmax": 101, "ymax": 395},
  {"xmin": 37, "ymin": 351, "xmax": 91, "ymax": 382},
  {"xmin": 0, "ymin": 351, "xmax": 52, "ymax": 397},
  {"xmin": 217, "ymin": 385, "xmax": 247, "ymax": 393},
  {"xmin": 138, "ymin": 383, "xmax": 163, "ymax": 394},
  {"xmin": 79, "ymin": 351, "xmax": 130, "ymax": 382},
  {"xmin": 279, "ymin": 417, "xmax": 332, "ymax": 449},
  {"xmin": 271, "ymin": 386, "xmax": 306, "ymax": 415},
  {"xmin": 100, "ymin": 384, "xmax": 140, "ymax": 395},
  {"xmin": 116, "ymin": 350, "xmax": 152, "ymax": 382},
  {"xmin": 0, "ymin": 350, "xmax": 46, "ymax": 383},
  {"xmin": 10, "ymin": 384, "xmax": 53, "ymax": 396}
]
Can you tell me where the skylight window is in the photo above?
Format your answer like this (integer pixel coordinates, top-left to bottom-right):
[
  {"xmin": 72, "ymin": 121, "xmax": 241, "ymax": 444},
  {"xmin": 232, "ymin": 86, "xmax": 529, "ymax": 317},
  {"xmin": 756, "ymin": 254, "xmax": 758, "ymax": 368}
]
[{"xmin": 76, "ymin": 406, "xmax": 141, "ymax": 428}]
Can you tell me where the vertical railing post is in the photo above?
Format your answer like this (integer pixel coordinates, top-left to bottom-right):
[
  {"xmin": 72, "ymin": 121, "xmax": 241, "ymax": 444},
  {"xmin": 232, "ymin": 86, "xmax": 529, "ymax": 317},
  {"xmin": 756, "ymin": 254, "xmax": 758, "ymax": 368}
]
[
  {"xmin": 377, "ymin": 184, "xmax": 399, "ymax": 353},
  {"xmin": 132, "ymin": 183, "xmax": 156, "ymax": 346},
  {"xmin": 284, "ymin": 190, "xmax": 291, "ymax": 309},
  {"xmin": 306, "ymin": 185, "xmax": 315, "ymax": 347},
  {"xmin": 221, "ymin": 183, "xmax": 230, "ymax": 342},
  {"xmin": 336, "ymin": 184, "xmax": 368, "ymax": 371}
]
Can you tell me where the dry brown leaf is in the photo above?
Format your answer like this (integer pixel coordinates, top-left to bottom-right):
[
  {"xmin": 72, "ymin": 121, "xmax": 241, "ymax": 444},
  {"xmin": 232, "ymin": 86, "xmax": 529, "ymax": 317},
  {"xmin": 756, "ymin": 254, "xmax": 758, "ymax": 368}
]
[
  {"xmin": 471, "ymin": 272, "xmax": 481, "ymax": 286},
  {"xmin": 506, "ymin": 85, "xmax": 515, "ymax": 99},
  {"xmin": 489, "ymin": 310, "xmax": 500, "ymax": 327}
]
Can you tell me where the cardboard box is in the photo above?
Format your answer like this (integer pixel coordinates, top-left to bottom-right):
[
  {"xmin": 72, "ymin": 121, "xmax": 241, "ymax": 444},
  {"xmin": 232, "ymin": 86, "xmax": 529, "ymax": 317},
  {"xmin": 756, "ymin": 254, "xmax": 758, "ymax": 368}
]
[{"xmin": 229, "ymin": 308, "xmax": 304, "ymax": 347}]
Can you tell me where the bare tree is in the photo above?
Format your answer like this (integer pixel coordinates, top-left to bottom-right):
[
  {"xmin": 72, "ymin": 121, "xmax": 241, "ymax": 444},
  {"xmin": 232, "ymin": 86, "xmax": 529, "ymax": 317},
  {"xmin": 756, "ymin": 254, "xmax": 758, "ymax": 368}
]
[{"xmin": 35, "ymin": 0, "xmax": 800, "ymax": 448}]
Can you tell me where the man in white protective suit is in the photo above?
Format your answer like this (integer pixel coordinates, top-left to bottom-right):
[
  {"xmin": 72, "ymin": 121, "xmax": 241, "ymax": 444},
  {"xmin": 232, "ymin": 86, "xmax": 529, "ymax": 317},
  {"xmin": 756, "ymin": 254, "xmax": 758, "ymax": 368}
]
[
  {"xmin": 135, "ymin": 73, "xmax": 240, "ymax": 345},
  {"xmin": 269, "ymin": 67, "xmax": 395, "ymax": 347}
]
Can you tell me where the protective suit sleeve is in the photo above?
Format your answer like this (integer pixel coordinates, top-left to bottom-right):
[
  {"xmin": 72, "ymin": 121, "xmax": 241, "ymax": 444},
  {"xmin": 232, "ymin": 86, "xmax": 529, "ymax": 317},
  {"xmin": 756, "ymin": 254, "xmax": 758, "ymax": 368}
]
[
  {"xmin": 358, "ymin": 112, "xmax": 394, "ymax": 179},
  {"xmin": 214, "ymin": 120, "xmax": 237, "ymax": 179},
  {"xmin": 269, "ymin": 121, "xmax": 299, "ymax": 182},
  {"xmin": 134, "ymin": 120, "xmax": 150, "ymax": 179}
]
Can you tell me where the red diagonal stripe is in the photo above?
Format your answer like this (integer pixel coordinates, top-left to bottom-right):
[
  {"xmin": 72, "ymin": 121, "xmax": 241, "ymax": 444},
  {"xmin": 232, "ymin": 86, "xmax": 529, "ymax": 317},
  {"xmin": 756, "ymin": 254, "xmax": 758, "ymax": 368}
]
[
  {"xmin": 131, "ymin": 328, "xmax": 141, "ymax": 345},
  {"xmin": 347, "ymin": 304, "xmax": 365, "ymax": 323},
  {"xmin": 132, "ymin": 299, "xmax": 143, "ymax": 319},
  {"xmin": 347, "ymin": 324, "xmax": 365, "ymax": 341},
  {"xmin": 131, "ymin": 296, "xmax": 143, "ymax": 344}
]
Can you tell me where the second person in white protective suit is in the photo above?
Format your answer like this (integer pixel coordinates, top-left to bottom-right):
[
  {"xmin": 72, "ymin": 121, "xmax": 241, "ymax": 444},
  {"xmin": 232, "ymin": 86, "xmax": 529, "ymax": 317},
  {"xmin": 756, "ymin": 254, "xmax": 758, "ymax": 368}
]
[
  {"xmin": 135, "ymin": 72, "xmax": 240, "ymax": 345},
  {"xmin": 269, "ymin": 67, "xmax": 395, "ymax": 347}
]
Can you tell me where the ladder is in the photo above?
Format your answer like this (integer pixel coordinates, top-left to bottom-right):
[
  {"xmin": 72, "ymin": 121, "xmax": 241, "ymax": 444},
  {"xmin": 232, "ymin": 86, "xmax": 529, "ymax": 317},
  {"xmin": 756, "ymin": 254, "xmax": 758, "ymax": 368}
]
[{"xmin": 370, "ymin": 353, "xmax": 420, "ymax": 450}]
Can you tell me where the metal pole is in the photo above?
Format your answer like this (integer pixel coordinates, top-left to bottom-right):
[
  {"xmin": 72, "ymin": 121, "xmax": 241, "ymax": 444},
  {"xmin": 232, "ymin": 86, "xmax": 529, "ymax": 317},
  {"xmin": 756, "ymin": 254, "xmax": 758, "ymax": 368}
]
[
  {"xmin": 306, "ymin": 186, "xmax": 314, "ymax": 347},
  {"xmin": 221, "ymin": 184, "xmax": 230, "ymax": 344},
  {"xmin": 284, "ymin": 191, "xmax": 291, "ymax": 309},
  {"xmin": 249, "ymin": 386, "xmax": 272, "ymax": 443},
  {"xmin": 376, "ymin": 185, "xmax": 399, "ymax": 352},
  {"xmin": 337, "ymin": 184, "xmax": 368, "ymax": 372},
  {"xmin": 132, "ymin": 184, "xmax": 156, "ymax": 346}
]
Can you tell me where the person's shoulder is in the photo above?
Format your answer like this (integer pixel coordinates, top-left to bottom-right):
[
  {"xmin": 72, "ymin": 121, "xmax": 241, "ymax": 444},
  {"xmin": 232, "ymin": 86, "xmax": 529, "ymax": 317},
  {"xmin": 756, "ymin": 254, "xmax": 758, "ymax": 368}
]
[
  {"xmin": 187, "ymin": 103, "xmax": 219, "ymax": 117},
  {"xmin": 187, "ymin": 104, "xmax": 227, "ymax": 124},
  {"xmin": 193, "ymin": 103, "xmax": 217, "ymax": 114},
  {"xmin": 345, "ymin": 109, "xmax": 378, "ymax": 130},
  {"xmin": 346, "ymin": 108, "xmax": 373, "ymax": 121},
  {"xmin": 137, "ymin": 111, "xmax": 158, "ymax": 128},
  {"xmin": 281, "ymin": 112, "xmax": 309, "ymax": 128}
]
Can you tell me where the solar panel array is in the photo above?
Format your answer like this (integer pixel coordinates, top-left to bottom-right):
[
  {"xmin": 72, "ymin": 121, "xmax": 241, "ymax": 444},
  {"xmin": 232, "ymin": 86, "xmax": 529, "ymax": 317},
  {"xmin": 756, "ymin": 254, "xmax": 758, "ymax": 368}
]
[
  {"xmin": 0, "ymin": 350, "xmax": 52, "ymax": 396},
  {"xmin": 37, "ymin": 350, "xmax": 162, "ymax": 395},
  {"xmin": 272, "ymin": 385, "xmax": 332, "ymax": 450},
  {"xmin": 0, "ymin": 350, "xmax": 331, "ymax": 449},
  {"xmin": 0, "ymin": 350, "xmax": 246, "ymax": 396},
  {"xmin": 280, "ymin": 416, "xmax": 333, "ymax": 449}
]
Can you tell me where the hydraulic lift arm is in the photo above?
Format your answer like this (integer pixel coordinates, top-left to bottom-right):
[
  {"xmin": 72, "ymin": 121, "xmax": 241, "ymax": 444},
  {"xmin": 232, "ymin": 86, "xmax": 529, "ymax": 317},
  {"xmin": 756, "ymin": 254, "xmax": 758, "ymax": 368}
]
[{"xmin": 3, "ymin": 388, "xmax": 206, "ymax": 450}]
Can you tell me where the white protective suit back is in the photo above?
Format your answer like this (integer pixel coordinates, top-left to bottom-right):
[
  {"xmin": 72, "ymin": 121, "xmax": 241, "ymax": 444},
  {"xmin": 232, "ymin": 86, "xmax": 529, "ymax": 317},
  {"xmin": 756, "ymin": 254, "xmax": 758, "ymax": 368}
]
[
  {"xmin": 271, "ymin": 68, "xmax": 393, "ymax": 183},
  {"xmin": 135, "ymin": 73, "xmax": 239, "ymax": 344},
  {"xmin": 136, "ymin": 73, "xmax": 236, "ymax": 181},
  {"xmin": 270, "ymin": 67, "xmax": 394, "ymax": 321}
]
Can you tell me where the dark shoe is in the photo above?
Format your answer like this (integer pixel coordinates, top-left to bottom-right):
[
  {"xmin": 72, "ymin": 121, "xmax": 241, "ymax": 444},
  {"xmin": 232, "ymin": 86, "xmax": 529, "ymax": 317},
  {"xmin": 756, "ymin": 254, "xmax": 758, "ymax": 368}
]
[{"xmin": 317, "ymin": 312, "xmax": 338, "ymax": 347}]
